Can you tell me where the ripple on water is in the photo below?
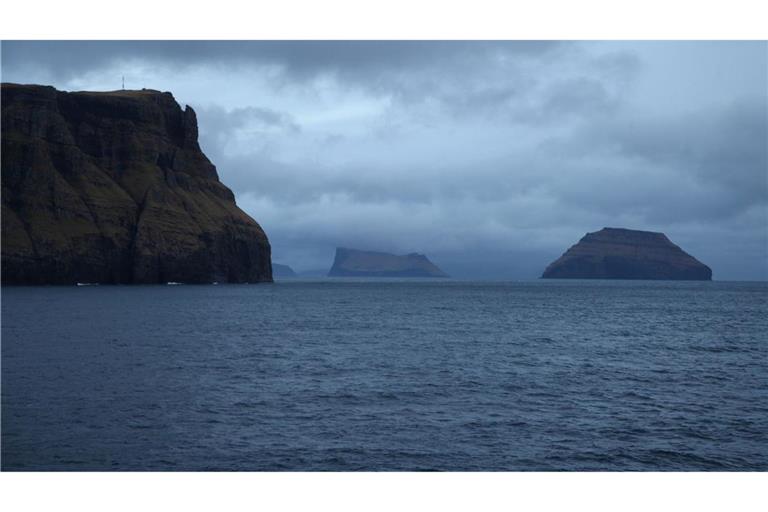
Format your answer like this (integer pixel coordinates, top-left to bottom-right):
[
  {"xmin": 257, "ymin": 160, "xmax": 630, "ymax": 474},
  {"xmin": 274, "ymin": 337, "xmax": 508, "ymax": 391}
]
[{"xmin": 2, "ymin": 280, "xmax": 767, "ymax": 470}]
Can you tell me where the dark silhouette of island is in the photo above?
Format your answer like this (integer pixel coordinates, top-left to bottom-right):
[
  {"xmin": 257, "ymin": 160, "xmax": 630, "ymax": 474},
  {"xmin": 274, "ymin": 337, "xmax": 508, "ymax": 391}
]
[
  {"xmin": 1, "ymin": 83, "xmax": 272, "ymax": 285},
  {"xmin": 542, "ymin": 227, "xmax": 712, "ymax": 280},
  {"xmin": 328, "ymin": 247, "xmax": 449, "ymax": 278},
  {"xmin": 272, "ymin": 263, "xmax": 297, "ymax": 278},
  {"xmin": 296, "ymin": 268, "xmax": 331, "ymax": 278}
]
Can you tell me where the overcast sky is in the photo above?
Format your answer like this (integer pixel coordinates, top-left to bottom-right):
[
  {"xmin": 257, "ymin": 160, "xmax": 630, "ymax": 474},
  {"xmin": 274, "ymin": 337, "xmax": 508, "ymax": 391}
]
[{"xmin": 2, "ymin": 41, "xmax": 766, "ymax": 279}]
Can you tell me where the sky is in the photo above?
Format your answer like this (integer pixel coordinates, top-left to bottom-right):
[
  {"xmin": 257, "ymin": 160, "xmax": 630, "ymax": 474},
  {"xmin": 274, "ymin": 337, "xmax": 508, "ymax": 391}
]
[{"xmin": 2, "ymin": 40, "xmax": 766, "ymax": 279}]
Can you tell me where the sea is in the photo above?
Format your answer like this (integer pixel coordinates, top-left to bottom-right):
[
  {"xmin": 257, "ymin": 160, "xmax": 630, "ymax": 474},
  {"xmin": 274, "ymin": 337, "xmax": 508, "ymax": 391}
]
[{"xmin": 2, "ymin": 279, "xmax": 766, "ymax": 471}]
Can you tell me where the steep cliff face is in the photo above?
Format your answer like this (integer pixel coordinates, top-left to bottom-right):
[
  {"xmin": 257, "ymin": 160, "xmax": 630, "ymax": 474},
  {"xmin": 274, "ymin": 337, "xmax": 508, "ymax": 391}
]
[
  {"xmin": 1, "ymin": 83, "xmax": 272, "ymax": 284},
  {"xmin": 328, "ymin": 247, "xmax": 449, "ymax": 277},
  {"xmin": 542, "ymin": 227, "xmax": 712, "ymax": 280}
]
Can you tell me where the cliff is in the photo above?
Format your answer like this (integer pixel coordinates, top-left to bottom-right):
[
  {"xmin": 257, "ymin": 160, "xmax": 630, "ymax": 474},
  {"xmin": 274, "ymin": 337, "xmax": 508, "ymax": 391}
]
[
  {"xmin": 542, "ymin": 227, "xmax": 712, "ymax": 280},
  {"xmin": 1, "ymin": 83, "xmax": 272, "ymax": 284},
  {"xmin": 328, "ymin": 247, "xmax": 449, "ymax": 278}
]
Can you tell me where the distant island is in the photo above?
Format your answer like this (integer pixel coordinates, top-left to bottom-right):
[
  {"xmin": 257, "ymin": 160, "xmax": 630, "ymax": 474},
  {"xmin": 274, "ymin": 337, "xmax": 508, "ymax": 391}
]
[
  {"xmin": 1, "ymin": 84, "xmax": 272, "ymax": 285},
  {"xmin": 328, "ymin": 248, "xmax": 449, "ymax": 278},
  {"xmin": 272, "ymin": 263, "xmax": 297, "ymax": 278},
  {"xmin": 542, "ymin": 227, "xmax": 712, "ymax": 280}
]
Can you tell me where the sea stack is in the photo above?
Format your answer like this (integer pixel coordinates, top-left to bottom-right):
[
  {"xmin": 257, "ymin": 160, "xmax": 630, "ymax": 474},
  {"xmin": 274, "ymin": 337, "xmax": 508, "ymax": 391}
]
[
  {"xmin": 542, "ymin": 227, "xmax": 712, "ymax": 280},
  {"xmin": 1, "ymin": 83, "xmax": 272, "ymax": 284},
  {"xmin": 328, "ymin": 248, "xmax": 449, "ymax": 278}
]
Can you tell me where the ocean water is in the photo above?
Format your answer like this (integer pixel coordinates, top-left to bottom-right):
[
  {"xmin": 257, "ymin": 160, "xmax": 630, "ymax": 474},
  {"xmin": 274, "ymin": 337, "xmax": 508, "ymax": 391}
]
[{"xmin": 2, "ymin": 280, "xmax": 767, "ymax": 471}]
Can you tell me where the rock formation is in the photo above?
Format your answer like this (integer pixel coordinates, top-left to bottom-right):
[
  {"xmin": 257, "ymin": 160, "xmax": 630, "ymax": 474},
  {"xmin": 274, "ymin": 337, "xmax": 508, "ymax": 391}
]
[
  {"xmin": 328, "ymin": 247, "xmax": 449, "ymax": 278},
  {"xmin": 542, "ymin": 227, "xmax": 712, "ymax": 280},
  {"xmin": 1, "ymin": 83, "xmax": 272, "ymax": 284},
  {"xmin": 272, "ymin": 263, "xmax": 297, "ymax": 278}
]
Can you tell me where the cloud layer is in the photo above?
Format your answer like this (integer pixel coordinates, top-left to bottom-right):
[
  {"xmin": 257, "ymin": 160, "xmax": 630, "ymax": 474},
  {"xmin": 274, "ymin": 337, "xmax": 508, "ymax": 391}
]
[{"xmin": 2, "ymin": 41, "xmax": 766, "ymax": 279}]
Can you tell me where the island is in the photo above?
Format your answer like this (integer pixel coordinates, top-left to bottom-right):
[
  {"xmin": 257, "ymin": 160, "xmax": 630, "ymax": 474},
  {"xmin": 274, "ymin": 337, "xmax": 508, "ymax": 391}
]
[
  {"xmin": 1, "ymin": 83, "xmax": 272, "ymax": 284},
  {"xmin": 272, "ymin": 263, "xmax": 297, "ymax": 278},
  {"xmin": 328, "ymin": 247, "xmax": 449, "ymax": 278},
  {"xmin": 542, "ymin": 227, "xmax": 712, "ymax": 280}
]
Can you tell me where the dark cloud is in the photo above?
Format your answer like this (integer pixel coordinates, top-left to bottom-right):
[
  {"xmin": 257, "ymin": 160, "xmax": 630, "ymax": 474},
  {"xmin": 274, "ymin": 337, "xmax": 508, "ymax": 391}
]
[
  {"xmin": 1, "ymin": 40, "xmax": 559, "ymax": 83},
  {"xmin": 545, "ymin": 95, "xmax": 768, "ymax": 223}
]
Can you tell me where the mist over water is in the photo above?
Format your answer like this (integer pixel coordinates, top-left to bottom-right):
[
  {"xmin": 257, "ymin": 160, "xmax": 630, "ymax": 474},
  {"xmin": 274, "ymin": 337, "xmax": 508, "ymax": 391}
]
[{"xmin": 2, "ymin": 280, "xmax": 767, "ymax": 470}]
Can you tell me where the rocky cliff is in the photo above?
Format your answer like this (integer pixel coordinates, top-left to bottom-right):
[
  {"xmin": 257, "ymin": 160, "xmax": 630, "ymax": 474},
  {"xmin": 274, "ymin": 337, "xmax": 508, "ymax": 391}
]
[
  {"xmin": 542, "ymin": 227, "xmax": 712, "ymax": 280},
  {"xmin": 1, "ymin": 83, "xmax": 272, "ymax": 284},
  {"xmin": 328, "ymin": 247, "xmax": 449, "ymax": 278}
]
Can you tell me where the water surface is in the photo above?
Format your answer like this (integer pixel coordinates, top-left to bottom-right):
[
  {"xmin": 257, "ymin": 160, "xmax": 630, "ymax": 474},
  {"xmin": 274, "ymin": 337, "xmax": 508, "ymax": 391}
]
[{"xmin": 2, "ymin": 280, "xmax": 766, "ymax": 470}]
